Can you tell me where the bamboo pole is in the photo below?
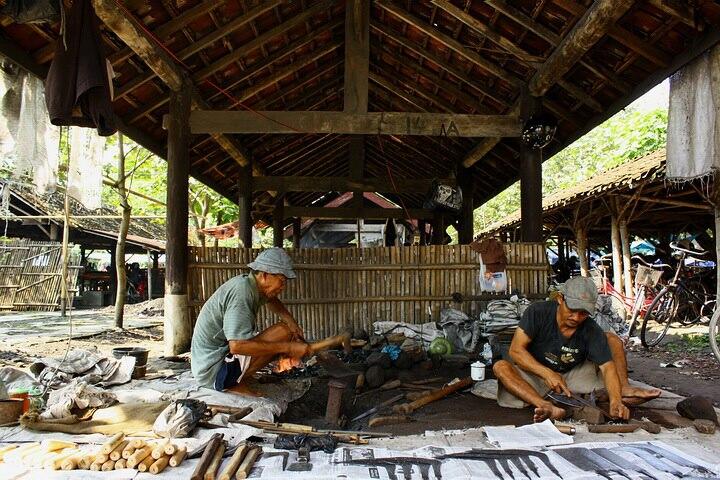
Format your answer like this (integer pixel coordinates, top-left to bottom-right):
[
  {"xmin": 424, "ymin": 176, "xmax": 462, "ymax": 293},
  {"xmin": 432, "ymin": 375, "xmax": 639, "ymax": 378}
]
[
  {"xmin": 610, "ymin": 215, "xmax": 623, "ymax": 292},
  {"xmin": 619, "ymin": 219, "xmax": 633, "ymax": 298}
]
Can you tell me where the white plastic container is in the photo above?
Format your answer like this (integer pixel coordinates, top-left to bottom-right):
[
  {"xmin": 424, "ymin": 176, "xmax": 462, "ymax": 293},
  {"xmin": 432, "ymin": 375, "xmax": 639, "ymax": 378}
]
[{"xmin": 471, "ymin": 361, "xmax": 486, "ymax": 381}]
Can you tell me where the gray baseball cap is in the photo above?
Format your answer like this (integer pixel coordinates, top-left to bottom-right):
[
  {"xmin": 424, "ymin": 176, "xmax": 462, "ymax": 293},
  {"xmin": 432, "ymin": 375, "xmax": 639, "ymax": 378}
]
[
  {"xmin": 247, "ymin": 247, "xmax": 296, "ymax": 279},
  {"xmin": 559, "ymin": 277, "xmax": 597, "ymax": 314}
]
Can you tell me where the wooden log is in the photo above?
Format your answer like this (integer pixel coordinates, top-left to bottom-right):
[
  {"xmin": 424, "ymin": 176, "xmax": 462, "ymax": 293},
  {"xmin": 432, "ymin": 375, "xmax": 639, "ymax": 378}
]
[
  {"xmin": 102, "ymin": 459, "xmax": 116, "ymax": 471},
  {"xmin": 129, "ymin": 438, "xmax": 146, "ymax": 449},
  {"xmin": 114, "ymin": 458, "xmax": 127, "ymax": 469},
  {"xmin": 151, "ymin": 438, "xmax": 170, "ymax": 459},
  {"xmin": 235, "ymin": 446, "xmax": 262, "ymax": 480},
  {"xmin": 122, "ymin": 443, "xmax": 137, "ymax": 459},
  {"xmin": 150, "ymin": 454, "xmax": 172, "ymax": 474},
  {"xmin": 127, "ymin": 445, "xmax": 153, "ymax": 468},
  {"xmin": 101, "ymin": 432, "xmax": 125, "ymax": 454},
  {"xmin": 110, "ymin": 440, "xmax": 129, "ymax": 461},
  {"xmin": 587, "ymin": 424, "xmax": 640, "ymax": 434},
  {"xmin": 61, "ymin": 454, "xmax": 84, "ymax": 470},
  {"xmin": 169, "ymin": 445, "xmax": 187, "ymax": 467},
  {"xmin": 48, "ymin": 450, "xmax": 81, "ymax": 470},
  {"xmin": 368, "ymin": 415, "xmax": 413, "ymax": 427},
  {"xmin": 94, "ymin": 452, "xmax": 109, "ymax": 464},
  {"xmin": 138, "ymin": 454, "xmax": 156, "ymax": 472},
  {"xmin": 164, "ymin": 442, "xmax": 177, "ymax": 456},
  {"xmin": 204, "ymin": 441, "xmax": 226, "ymax": 480},
  {"xmin": 90, "ymin": 460, "xmax": 104, "ymax": 471},
  {"xmin": 218, "ymin": 443, "xmax": 250, "ymax": 480}
]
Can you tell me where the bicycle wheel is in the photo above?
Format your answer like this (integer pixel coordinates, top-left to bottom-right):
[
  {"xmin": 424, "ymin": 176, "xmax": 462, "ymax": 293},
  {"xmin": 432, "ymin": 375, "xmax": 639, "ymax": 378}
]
[
  {"xmin": 676, "ymin": 280, "xmax": 707, "ymax": 326},
  {"xmin": 640, "ymin": 287, "xmax": 677, "ymax": 349},
  {"xmin": 710, "ymin": 309, "xmax": 720, "ymax": 364}
]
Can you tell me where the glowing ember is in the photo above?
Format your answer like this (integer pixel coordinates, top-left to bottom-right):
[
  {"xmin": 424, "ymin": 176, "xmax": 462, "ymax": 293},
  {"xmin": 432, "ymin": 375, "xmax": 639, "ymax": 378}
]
[{"xmin": 274, "ymin": 356, "xmax": 302, "ymax": 373}]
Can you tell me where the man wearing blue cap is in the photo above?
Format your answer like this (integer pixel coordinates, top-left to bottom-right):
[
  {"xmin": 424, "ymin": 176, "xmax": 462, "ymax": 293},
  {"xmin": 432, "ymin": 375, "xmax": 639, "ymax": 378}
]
[
  {"xmin": 493, "ymin": 277, "xmax": 631, "ymax": 422},
  {"xmin": 191, "ymin": 247, "xmax": 349, "ymax": 395}
]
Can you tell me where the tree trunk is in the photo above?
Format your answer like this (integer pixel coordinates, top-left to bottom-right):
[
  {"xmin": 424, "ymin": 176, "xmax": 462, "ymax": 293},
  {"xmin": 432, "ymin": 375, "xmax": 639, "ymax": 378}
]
[
  {"xmin": 115, "ymin": 133, "xmax": 131, "ymax": 329},
  {"xmin": 575, "ymin": 227, "xmax": 589, "ymax": 277},
  {"xmin": 619, "ymin": 220, "xmax": 633, "ymax": 298},
  {"xmin": 610, "ymin": 215, "xmax": 623, "ymax": 293}
]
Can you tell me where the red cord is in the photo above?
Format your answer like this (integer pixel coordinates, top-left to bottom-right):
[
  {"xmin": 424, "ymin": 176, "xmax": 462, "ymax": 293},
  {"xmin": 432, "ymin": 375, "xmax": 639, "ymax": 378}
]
[
  {"xmin": 110, "ymin": 0, "xmax": 305, "ymax": 134},
  {"xmin": 377, "ymin": 135, "xmax": 413, "ymax": 228}
]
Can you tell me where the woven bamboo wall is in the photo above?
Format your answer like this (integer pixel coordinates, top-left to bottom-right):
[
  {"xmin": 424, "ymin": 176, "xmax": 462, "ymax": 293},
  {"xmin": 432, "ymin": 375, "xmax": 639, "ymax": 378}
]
[
  {"xmin": 0, "ymin": 239, "xmax": 81, "ymax": 311},
  {"xmin": 187, "ymin": 243, "xmax": 548, "ymax": 340}
]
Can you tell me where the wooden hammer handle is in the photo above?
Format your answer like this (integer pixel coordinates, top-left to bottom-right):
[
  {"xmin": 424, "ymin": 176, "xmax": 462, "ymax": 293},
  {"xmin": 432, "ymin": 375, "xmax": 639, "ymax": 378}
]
[{"xmin": 393, "ymin": 377, "xmax": 473, "ymax": 414}]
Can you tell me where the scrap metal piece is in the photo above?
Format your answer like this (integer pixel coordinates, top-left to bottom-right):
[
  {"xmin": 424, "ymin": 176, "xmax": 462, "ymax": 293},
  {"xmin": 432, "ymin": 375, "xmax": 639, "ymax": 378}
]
[
  {"xmin": 497, "ymin": 457, "xmax": 516, "ymax": 479},
  {"xmin": 614, "ymin": 446, "xmax": 683, "ymax": 477},
  {"xmin": 592, "ymin": 447, "xmax": 658, "ymax": 480},
  {"xmin": 509, "ymin": 456, "xmax": 530, "ymax": 479},
  {"xmin": 634, "ymin": 443, "xmax": 712, "ymax": 476},
  {"xmin": 438, "ymin": 449, "xmax": 561, "ymax": 478},
  {"xmin": 554, "ymin": 448, "xmax": 629, "ymax": 480},
  {"xmin": 336, "ymin": 457, "xmax": 442, "ymax": 480},
  {"xmin": 261, "ymin": 451, "xmax": 289, "ymax": 471},
  {"xmin": 553, "ymin": 448, "xmax": 613, "ymax": 479}
]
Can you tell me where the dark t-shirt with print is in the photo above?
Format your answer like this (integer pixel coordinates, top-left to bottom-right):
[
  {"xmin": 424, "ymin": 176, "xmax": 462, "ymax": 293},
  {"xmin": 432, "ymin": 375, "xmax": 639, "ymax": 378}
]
[{"xmin": 518, "ymin": 301, "xmax": 612, "ymax": 373}]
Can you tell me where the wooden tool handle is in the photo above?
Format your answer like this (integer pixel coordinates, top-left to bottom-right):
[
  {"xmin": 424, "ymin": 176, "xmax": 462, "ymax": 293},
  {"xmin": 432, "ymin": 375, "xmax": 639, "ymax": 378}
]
[
  {"xmin": 204, "ymin": 441, "xmax": 226, "ymax": 480},
  {"xmin": 101, "ymin": 433, "xmax": 125, "ymax": 454},
  {"xmin": 235, "ymin": 447, "xmax": 262, "ymax": 480},
  {"xmin": 218, "ymin": 443, "xmax": 250, "ymax": 480},
  {"xmin": 150, "ymin": 454, "xmax": 171, "ymax": 474},
  {"xmin": 169, "ymin": 446, "xmax": 187, "ymax": 467},
  {"xmin": 587, "ymin": 424, "xmax": 640, "ymax": 433},
  {"xmin": 110, "ymin": 440, "xmax": 129, "ymax": 461},
  {"xmin": 190, "ymin": 433, "xmax": 224, "ymax": 480},
  {"xmin": 368, "ymin": 415, "xmax": 413, "ymax": 427},
  {"xmin": 393, "ymin": 377, "xmax": 473, "ymax": 414}
]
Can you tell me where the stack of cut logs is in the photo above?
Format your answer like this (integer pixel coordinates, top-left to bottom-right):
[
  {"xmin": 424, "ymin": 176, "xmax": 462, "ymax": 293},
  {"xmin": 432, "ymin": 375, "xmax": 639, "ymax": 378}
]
[{"xmin": 0, "ymin": 433, "xmax": 187, "ymax": 474}]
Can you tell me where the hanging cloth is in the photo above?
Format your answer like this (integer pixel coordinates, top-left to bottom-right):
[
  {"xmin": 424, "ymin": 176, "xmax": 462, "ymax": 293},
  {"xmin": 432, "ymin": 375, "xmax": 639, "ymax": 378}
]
[
  {"xmin": 666, "ymin": 43, "xmax": 720, "ymax": 182},
  {"xmin": 0, "ymin": 59, "xmax": 60, "ymax": 194},
  {"xmin": 45, "ymin": 0, "xmax": 117, "ymax": 136},
  {"xmin": 68, "ymin": 127, "xmax": 105, "ymax": 210}
]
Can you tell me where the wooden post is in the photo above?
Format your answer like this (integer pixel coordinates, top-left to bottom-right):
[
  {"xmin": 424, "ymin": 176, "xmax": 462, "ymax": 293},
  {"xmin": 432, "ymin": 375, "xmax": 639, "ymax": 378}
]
[
  {"xmin": 520, "ymin": 93, "xmax": 543, "ymax": 242},
  {"xmin": 610, "ymin": 215, "xmax": 623, "ymax": 293},
  {"xmin": 273, "ymin": 197, "xmax": 285, "ymax": 247},
  {"xmin": 292, "ymin": 217, "xmax": 301, "ymax": 249},
  {"xmin": 418, "ymin": 220, "xmax": 427, "ymax": 245},
  {"xmin": 458, "ymin": 169, "xmax": 474, "ymax": 244},
  {"xmin": 431, "ymin": 214, "xmax": 445, "ymax": 245},
  {"xmin": 146, "ymin": 250, "xmax": 153, "ymax": 301},
  {"xmin": 619, "ymin": 219, "xmax": 633, "ymax": 297},
  {"xmin": 115, "ymin": 132, "xmax": 131, "ymax": 329},
  {"xmin": 237, "ymin": 163, "xmax": 253, "ymax": 248},
  {"xmin": 164, "ymin": 79, "xmax": 192, "ymax": 356},
  {"xmin": 575, "ymin": 227, "xmax": 589, "ymax": 277}
]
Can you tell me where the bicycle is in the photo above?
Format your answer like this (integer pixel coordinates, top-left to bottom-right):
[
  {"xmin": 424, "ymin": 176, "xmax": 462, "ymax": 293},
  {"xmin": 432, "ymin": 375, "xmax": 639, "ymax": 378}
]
[
  {"xmin": 590, "ymin": 254, "xmax": 666, "ymax": 337},
  {"xmin": 640, "ymin": 242, "xmax": 715, "ymax": 349}
]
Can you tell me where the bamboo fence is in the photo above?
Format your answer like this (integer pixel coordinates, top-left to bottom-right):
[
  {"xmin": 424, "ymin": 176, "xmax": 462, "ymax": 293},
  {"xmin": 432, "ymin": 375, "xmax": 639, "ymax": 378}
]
[
  {"xmin": 188, "ymin": 243, "xmax": 548, "ymax": 340},
  {"xmin": 0, "ymin": 239, "xmax": 81, "ymax": 311}
]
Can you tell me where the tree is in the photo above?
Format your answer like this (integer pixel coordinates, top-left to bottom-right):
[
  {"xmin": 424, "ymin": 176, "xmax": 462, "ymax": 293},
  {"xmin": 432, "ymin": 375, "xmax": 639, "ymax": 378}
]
[{"xmin": 474, "ymin": 107, "xmax": 668, "ymax": 232}]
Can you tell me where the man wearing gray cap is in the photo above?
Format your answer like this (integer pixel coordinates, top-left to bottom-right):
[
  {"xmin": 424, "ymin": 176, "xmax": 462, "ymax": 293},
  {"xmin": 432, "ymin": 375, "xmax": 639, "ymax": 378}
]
[
  {"xmin": 191, "ymin": 247, "xmax": 348, "ymax": 396},
  {"xmin": 493, "ymin": 277, "xmax": 630, "ymax": 422}
]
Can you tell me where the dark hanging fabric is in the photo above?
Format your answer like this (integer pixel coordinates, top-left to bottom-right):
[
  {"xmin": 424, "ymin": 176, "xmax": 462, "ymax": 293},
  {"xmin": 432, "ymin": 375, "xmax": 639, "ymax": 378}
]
[
  {"xmin": 384, "ymin": 218, "xmax": 397, "ymax": 247},
  {"xmin": 45, "ymin": 0, "xmax": 117, "ymax": 136},
  {"xmin": 0, "ymin": 0, "xmax": 60, "ymax": 24}
]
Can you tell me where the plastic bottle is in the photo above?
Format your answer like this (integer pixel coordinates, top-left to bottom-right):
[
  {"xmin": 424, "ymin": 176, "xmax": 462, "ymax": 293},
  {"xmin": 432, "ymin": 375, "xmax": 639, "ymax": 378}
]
[{"xmin": 481, "ymin": 343, "xmax": 493, "ymax": 366}]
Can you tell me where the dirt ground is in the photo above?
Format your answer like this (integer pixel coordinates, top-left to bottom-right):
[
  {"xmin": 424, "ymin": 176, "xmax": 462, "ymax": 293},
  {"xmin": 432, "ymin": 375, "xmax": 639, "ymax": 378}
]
[{"xmin": 2, "ymin": 304, "xmax": 719, "ymax": 434}]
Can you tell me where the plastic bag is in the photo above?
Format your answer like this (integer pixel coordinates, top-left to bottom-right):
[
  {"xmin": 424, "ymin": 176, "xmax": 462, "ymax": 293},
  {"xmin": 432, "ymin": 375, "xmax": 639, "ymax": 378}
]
[
  {"xmin": 152, "ymin": 399, "xmax": 206, "ymax": 438},
  {"xmin": 424, "ymin": 180, "xmax": 463, "ymax": 213},
  {"xmin": 273, "ymin": 433, "xmax": 337, "ymax": 453}
]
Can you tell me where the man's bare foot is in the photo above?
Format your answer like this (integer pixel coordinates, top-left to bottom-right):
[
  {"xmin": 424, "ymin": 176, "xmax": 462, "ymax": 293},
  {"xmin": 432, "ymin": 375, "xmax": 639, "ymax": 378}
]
[
  {"xmin": 533, "ymin": 402, "xmax": 566, "ymax": 422},
  {"xmin": 620, "ymin": 385, "xmax": 662, "ymax": 405},
  {"xmin": 226, "ymin": 383, "xmax": 261, "ymax": 397}
]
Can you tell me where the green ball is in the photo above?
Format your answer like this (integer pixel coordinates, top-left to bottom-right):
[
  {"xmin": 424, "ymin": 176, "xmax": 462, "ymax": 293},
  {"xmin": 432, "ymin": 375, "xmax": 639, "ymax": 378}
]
[{"xmin": 429, "ymin": 338, "xmax": 453, "ymax": 356}]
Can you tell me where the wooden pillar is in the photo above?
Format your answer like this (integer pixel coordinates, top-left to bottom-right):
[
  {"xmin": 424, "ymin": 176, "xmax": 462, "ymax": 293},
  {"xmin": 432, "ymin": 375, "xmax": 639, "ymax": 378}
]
[
  {"xmin": 108, "ymin": 246, "xmax": 116, "ymax": 302},
  {"xmin": 431, "ymin": 214, "xmax": 445, "ymax": 245},
  {"xmin": 164, "ymin": 80, "xmax": 192, "ymax": 356},
  {"xmin": 273, "ymin": 197, "xmax": 285, "ymax": 247},
  {"xmin": 146, "ymin": 250, "xmax": 153, "ymax": 301},
  {"xmin": 292, "ymin": 217, "xmax": 302, "ymax": 249},
  {"xmin": 619, "ymin": 220, "xmax": 633, "ymax": 297},
  {"xmin": 418, "ymin": 219, "xmax": 427, "ymax": 245},
  {"xmin": 610, "ymin": 215, "xmax": 623, "ymax": 292},
  {"xmin": 575, "ymin": 227, "xmax": 589, "ymax": 277},
  {"xmin": 458, "ymin": 169, "xmax": 474, "ymax": 244},
  {"xmin": 237, "ymin": 163, "xmax": 253, "ymax": 248},
  {"xmin": 716, "ymin": 207, "xmax": 720, "ymax": 301},
  {"xmin": 520, "ymin": 94, "xmax": 543, "ymax": 242}
]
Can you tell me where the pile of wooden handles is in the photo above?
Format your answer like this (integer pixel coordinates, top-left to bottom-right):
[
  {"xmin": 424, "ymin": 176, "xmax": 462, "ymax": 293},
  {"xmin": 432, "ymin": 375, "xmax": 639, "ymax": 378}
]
[
  {"xmin": 0, "ymin": 432, "xmax": 187, "ymax": 474},
  {"xmin": 190, "ymin": 433, "xmax": 262, "ymax": 480}
]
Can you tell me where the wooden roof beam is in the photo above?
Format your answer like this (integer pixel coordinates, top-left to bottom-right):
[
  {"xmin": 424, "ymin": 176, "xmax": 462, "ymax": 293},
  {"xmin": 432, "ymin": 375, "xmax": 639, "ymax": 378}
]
[
  {"xmin": 115, "ymin": 1, "xmax": 280, "ymax": 100},
  {"xmin": 375, "ymin": 0, "xmax": 524, "ymax": 90},
  {"xmin": 371, "ymin": 23, "xmax": 511, "ymax": 110},
  {"xmin": 529, "ymin": 0, "xmax": 635, "ymax": 97},
  {"xmin": 190, "ymin": 111, "xmax": 522, "ymax": 137},
  {"xmin": 252, "ymin": 176, "xmax": 453, "ymax": 193},
  {"xmin": 192, "ymin": 0, "xmax": 336, "ymax": 82},
  {"xmin": 92, "ymin": 0, "xmax": 266, "ymax": 188},
  {"xmin": 430, "ymin": 0, "xmax": 545, "ymax": 64}
]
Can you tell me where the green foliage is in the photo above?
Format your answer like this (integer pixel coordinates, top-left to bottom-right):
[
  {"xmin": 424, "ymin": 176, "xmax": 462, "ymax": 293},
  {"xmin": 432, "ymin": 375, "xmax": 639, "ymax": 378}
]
[
  {"xmin": 474, "ymin": 108, "xmax": 668, "ymax": 233},
  {"xmin": 665, "ymin": 333, "xmax": 710, "ymax": 353}
]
